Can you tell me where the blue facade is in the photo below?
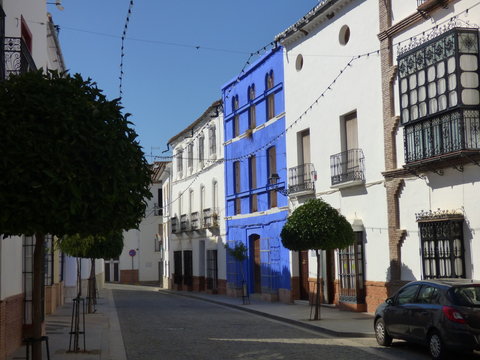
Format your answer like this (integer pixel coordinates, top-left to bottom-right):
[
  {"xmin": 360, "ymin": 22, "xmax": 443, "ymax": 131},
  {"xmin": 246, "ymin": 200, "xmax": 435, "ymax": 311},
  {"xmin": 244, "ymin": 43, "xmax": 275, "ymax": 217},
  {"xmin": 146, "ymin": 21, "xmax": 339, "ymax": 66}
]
[{"xmin": 222, "ymin": 47, "xmax": 290, "ymax": 299}]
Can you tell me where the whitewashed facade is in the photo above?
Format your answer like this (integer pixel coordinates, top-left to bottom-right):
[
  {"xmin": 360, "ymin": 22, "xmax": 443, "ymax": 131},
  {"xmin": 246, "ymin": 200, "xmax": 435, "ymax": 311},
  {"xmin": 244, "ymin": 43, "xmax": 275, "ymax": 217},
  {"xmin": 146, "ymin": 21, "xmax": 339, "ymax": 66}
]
[
  {"xmin": 277, "ymin": 0, "xmax": 389, "ymax": 311},
  {"xmin": 380, "ymin": 0, "xmax": 480, "ymax": 296},
  {"xmin": 168, "ymin": 100, "xmax": 227, "ymax": 294},
  {"xmin": 118, "ymin": 161, "xmax": 171, "ymax": 285}
]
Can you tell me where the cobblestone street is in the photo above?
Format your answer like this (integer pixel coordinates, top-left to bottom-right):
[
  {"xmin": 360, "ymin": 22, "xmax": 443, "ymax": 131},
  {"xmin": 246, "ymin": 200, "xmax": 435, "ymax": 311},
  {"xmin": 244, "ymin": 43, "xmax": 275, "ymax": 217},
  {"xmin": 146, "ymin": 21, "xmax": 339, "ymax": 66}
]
[{"xmin": 113, "ymin": 288, "xmax": 433, "ymax": 360}]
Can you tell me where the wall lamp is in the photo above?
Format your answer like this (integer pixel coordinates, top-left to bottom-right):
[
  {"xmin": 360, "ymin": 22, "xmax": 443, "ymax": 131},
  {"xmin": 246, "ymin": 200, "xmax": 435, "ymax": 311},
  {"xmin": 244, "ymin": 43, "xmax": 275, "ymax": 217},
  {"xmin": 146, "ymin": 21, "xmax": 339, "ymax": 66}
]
[{"xmin": 268, "ymin": 173, "xmax": 289, "ymax": 196}]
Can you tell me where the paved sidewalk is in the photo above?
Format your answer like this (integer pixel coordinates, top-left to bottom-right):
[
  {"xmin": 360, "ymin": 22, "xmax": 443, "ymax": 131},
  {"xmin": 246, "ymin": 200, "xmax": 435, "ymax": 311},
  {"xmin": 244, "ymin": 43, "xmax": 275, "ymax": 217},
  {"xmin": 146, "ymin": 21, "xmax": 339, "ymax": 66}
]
[
  {"xmin": 8, "ymin": 287, "xmax": 126, "ymax": 360},
  {"xmin": 160, "ymin": 288, "xmax": 376, "ymax": 338}
]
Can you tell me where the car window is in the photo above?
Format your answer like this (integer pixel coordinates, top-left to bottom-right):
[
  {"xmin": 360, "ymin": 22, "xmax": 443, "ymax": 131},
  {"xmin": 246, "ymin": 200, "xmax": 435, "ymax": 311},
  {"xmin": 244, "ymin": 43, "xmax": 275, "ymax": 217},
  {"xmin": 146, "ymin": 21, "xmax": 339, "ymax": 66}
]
[
  {"xmin": 396, "ymin": 284, "xmax": 420, "ymax": 305},
  {"xmin": 451, "ymin": 286, "xmax": 480, "ymax": 307},
  {"xmin": 417, "ymin": 285, "xmax": 440, "ymax": 304}
]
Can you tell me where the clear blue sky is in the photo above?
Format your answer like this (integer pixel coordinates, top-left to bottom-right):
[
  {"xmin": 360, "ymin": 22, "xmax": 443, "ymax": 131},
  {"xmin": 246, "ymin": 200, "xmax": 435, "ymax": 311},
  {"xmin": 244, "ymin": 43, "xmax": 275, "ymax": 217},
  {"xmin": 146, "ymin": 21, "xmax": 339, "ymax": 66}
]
[{"xmin": 51, "ymin": 1, "xmax": 319, "ymax": 161}]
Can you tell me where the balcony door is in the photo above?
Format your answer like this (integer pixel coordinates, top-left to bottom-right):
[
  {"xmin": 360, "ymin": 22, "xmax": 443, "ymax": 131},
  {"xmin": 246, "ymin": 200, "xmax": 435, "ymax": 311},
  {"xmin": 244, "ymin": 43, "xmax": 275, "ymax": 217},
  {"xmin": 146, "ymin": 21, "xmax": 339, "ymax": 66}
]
[{"xmin": 298, "ymin": 130, "xmax": 311, "ymax": 187}]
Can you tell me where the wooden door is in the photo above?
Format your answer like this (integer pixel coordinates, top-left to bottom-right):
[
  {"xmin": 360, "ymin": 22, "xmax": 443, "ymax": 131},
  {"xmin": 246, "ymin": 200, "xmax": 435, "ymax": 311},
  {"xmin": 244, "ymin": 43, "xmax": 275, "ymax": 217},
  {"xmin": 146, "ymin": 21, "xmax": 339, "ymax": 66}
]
[{"xmin": 250, "ymin": 235, "xmax": 261, "ymax": 294}]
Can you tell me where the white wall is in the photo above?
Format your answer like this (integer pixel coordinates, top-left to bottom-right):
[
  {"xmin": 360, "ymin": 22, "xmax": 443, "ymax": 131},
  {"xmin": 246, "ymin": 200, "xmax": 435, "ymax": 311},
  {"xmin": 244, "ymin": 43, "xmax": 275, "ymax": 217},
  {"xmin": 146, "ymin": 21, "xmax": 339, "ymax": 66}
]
[
  {"xmin": 282, "ymin": 0, "xmax": 390, "ymax": 282},
  {"xmin": 170, "ymin": 108, "xmax": 227, "ymax": 281}
]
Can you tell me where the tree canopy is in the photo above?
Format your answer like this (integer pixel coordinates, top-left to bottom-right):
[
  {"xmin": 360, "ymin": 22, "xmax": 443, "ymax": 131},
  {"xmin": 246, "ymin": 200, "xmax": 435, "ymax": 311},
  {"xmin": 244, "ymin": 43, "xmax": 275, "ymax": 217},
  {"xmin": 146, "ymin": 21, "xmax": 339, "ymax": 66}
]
[
  {"xmin": 0, "ymin": 70, "xmax": 152, "ymax": 237},
  {"xmin": 60, "ymin": 232, "xmax": 124, "ymax": 260},
  {"xmin": 280, "ymin": 198, "xmax": 355, "ymax": 251}
]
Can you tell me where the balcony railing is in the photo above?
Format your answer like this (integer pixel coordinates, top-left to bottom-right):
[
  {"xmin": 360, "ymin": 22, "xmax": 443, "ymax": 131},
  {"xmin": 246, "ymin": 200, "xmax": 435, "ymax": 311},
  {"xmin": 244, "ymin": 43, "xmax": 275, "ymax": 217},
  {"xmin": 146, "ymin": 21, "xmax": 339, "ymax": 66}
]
[
  {"xmin": 4, "ymin": 37, "xmax": 36, "ymax": 77},
  {"xmin": 330, "ymin": 149, "xmax": 365, "ymax": 186},
  {"xmin": 190, "ymin": 212, "xmax": 199, "ymax": 230},
  {"xmin": 171, "ymin": 217, "xmax": 178, "ymax": 233},
  {"xmin": 203, "ymin": 208, "xmax": 218, "ymax": 228},
  {"xmin": 417, "ymin": 0, "xmax": 447, "ymax": 10},
  {"xmin": 288, "ymin": 163, "xmax": 316, "ymax": 195},
  {"xmin": 404, "ymin": 110, "xmax": 480, "ymax": 165},
  {"xmin": 180, "ymin": 214, "xmax": 188, "ymax": 231}
]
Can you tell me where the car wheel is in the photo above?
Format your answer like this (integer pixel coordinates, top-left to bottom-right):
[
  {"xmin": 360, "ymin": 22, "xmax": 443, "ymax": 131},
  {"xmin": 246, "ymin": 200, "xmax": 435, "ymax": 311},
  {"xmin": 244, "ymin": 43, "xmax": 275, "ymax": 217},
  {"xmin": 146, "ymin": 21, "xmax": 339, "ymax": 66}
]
[
  {"xmin": 375, "ymin": 318, "xmax": 392, "ymax": 346},
  {"xmin": 428, "ymin": 331, "xmax": 446, "ymax": 360}
]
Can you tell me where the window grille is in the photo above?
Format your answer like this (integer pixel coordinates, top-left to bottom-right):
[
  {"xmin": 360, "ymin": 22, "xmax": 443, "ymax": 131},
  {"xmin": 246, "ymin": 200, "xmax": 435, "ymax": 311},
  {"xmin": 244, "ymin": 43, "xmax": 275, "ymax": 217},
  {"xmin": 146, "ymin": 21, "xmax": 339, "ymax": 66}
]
[{"xmin": 418, "ymin": 219, "xmax": 465, "ymax": 279}]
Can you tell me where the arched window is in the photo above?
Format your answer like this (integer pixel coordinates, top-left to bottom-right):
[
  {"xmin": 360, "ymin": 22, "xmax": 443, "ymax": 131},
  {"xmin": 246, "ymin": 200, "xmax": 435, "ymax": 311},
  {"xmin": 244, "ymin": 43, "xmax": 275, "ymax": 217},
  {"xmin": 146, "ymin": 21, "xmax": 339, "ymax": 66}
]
[
  {"xmin": 248, "ymin": 85, "xmax": 256, "ymax": 129},
  {"xmin": 266, "ymin": 71, "xmax": 275, "ymax": 120},
  {"xmin": 267, "ymin": 146, "xmax": 277, "ymax": 208},
  {"xmin": 187, "ymin": 143, "xmax": 194, "ymax": 170},
  {"xmin": 209, "ymin": 124, "xmax": 216, "ymax": 156},
  {"xmin": 176, "ymin": 148, "xmax": 183, "ymax": 175},
  {"xmin": 232, "ymin": 95, "xmax": 240, "ymax": 137},
  {"xmin": 198, "ymin": 133, "xmax": 205, "ymax": 166}
]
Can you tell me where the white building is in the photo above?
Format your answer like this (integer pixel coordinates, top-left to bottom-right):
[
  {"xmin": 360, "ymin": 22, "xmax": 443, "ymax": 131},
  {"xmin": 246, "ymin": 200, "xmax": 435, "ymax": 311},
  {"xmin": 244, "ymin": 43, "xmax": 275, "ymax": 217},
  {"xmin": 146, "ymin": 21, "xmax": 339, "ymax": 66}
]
[
  {"xmin": 379, "ymin": 0, "xmax": 480, "ymax": 296},
  {"xmin": 116, "ymin": 161, "xmax": 171, "ymax": 285},
  {"xmin": 276, "ymin": 0, "xmax": 389, "ymax": 312},
  {"xmin": 0, "ymin": 1, "xmax": 68, "ymax": 358},
  {"xmin": 168, "ymin": 100, "xmax": 227, "ymax": 294}
]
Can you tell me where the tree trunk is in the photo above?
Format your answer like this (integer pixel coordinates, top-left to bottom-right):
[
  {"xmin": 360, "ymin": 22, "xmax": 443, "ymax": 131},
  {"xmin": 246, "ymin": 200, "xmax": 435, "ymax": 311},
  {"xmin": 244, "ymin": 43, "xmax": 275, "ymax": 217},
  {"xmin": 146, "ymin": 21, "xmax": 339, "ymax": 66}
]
[
  {"xmin": 32, "ymin": 233, "xmax": 45, "ymax": 360},
  {"xmin": 87, "ymin": 258, "xmax": 96, "ymax": 313},
  {"xmin": 314, "ymin": 250, "xmax": 321, "ymax": 320}
]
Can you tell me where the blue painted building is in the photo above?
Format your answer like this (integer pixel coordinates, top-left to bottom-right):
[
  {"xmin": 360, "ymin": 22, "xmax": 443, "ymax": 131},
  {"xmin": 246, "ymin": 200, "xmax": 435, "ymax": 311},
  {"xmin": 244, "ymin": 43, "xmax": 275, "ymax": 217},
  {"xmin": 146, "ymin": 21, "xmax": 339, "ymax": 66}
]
[{"xmin": 222, "ymin": 47, "xmax": 291, "ymax": 303}]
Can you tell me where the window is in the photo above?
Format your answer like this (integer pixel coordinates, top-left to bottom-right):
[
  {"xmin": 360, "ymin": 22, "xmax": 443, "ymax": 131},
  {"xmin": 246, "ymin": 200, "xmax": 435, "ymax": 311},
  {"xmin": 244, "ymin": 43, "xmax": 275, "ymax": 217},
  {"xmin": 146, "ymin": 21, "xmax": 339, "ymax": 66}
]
[
  {"xmin": 398, "ymin": 28, "xmax": 480, "ymax": 164},
  {"xmin": 248, "ymin": 85, "xmax": 256, "ymax": 129},
  {"xmin": 174, "ymin": 251, "xmax": 183, "ymax": 285},
  {"xmin": 339, "ymin": 25, "xmax": 350, "ymax": 46},
  {"xmin": 212, "ymin": 181, "xmax": 218, "ymax": 211},
  {"xmin": 331, "ymin": 112, "xmax": 365, "ymax": 186},
  {"xmin": 198, "ymin": 134, "xmax": 204, "ymax": 166},
  {"xmin": 233, "ymin": 95, "xmax": 240, "ymax": 138},
  {"xmin": 419, "ymin": 219, "xmax": 465, "ymax": 279},
  {"xmin": 234, "ymin": 161, "xmax": 241, "ymax": 215},
  {"xmin": 249, "ymin": 156, "xmax": 257, "ymax": 212},
  {"xmin": 206, "ymin": 250, "xmax": 218, "ymax": 290},
  {"xmin": 338, "ymin": 232, "xmax": 365, "ymax": 304},
  {"xmin": 183, "ymin": 250, "xmax": 193, "ymax": 287},
  {"xmin": 267, "ymin": 146, "xmax": 277, "ymax": 208},
  {"xmin": 417, "ymin": 285, "xmax": 440, "ymax": 304},
  {"xmin": 209, "ymin": 124, "xmax": 216, "ymax": 156},
  {"xmin": 266, "ymin": 71, "xmax": 275, "ymax": 119},
  {"xmin": 189, "ymin": 189, "xmax": 194, "ymax": 215},
  {"xmin": 187, "ymin": 143, "xmax": 193, "ymax": 169},
  {"xmin": 176, "ymin": 150, "xmax": 183, "ymax": 174},
  {"xmin": 396, "ymin": 284, "xmax": 421, "ymax": 305},
  {"xmin": 156, "ymin": 188, "xmax": 163, "ymax": 216}
]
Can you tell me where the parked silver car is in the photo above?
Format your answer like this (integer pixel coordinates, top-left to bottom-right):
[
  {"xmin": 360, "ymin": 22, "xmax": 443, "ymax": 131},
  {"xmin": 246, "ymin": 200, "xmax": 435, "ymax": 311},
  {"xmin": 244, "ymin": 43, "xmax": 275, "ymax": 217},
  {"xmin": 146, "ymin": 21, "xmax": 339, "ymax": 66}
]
[{"xmin": 374, "ymin": 279, "xmax": 480, "ymax": 359}]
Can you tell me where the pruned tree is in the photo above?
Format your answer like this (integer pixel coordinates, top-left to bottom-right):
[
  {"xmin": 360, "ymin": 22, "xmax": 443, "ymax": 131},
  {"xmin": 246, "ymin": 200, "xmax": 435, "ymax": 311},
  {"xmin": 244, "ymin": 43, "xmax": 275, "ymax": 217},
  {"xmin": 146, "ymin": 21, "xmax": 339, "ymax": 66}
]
[
  {"xmin": 0, "ymin": 70, "xmax": 152, "ymax": 359},
  {"xmin": 280, "ymin": 198, "xmax": 354, "ymax": 320},
  {"xmin": 60, "ymin": 231, "xmax": 124, "ymax": 312}
]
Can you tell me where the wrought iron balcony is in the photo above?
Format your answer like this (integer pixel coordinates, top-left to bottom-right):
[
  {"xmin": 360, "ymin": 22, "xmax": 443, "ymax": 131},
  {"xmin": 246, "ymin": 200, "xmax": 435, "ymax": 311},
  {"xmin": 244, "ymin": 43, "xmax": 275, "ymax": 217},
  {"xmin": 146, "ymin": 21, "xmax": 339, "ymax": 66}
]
[
  {"xmin": 417, "ymin": 0, "xmax": 447, "ymax": 11},
  {"xmin": 404, "ymin": 109, "xmax": 480, "ymax": 166},
  {"xmin": 288, "ymin": 163, "xmax": 316, "ymax": 195},
  {"xmin": 171, "ymin": 217, "xmax": 178, "ymax": 233},
  {"xmin": 330, "ymin": 149, "xmax": 365, "ymax": 187},
  {"xmin": 203, "ymin": 208, "xmax": 218, "ymax": 228},
  {"xmin": 4, "ymin": 37, "xmax": 36, "ymax": 77},
  {"xmin": 190, "ymin": 212, "xmax": 199, "ymax": 230},
  {"xmin": 180, "ymin": 214, "xmax": 188, "ymax": 231}
]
